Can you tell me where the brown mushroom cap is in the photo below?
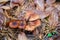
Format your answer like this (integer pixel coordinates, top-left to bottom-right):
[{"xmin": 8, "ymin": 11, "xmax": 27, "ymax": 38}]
[
  {"xmin": 25, "ymin": 20, "xmax": 41, "ymax": 31},
  {"xmin": 18, "ymin": 20, "xmax": 26, "ymax": 29},
  {"xmin": 24, "ymin": 10, "xmax": 33, "ymax": 20},
  {"xmin": 29, "ymin": 13, "xmax": 40, "ymax": 21},
  {"xmin": 25, "ymin": 10, "xmax": 40, "ymax": 21},
  {"xmin": 9, "ymin": 20, "xmax": 20, "ymax": 28}
]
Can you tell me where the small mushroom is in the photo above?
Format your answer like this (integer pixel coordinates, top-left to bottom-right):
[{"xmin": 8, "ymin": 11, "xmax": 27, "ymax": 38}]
[
  {"xmin": 9, "ymin": 20, "xmax": 20, "ymax": 28},
  {"xmin": 24, "ymin": 10, "xmax": 33, "ymax": 20},
  {"xmin": 25, "ymin": 10, "xmax": 40, "ymax": 21},
  {"xmin": 29, "ymin": 13, "xmax": 40, "ymax": 21},
  {"xmin": 18, "ymin": 20, "xmax": 26, "ymax": 29},
  {"xmin": 25, "ymin": 20, "xmax": 41, "ymax": 31},
  {"xmin": 29, "ymin": 20, "xmax": 41, "ymax": 27}
]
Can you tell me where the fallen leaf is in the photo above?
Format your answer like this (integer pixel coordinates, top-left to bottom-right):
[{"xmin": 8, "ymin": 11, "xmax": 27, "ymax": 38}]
[
  {"xmin": 35, "ymin": 0, "xmax": 44, "ymax": 11},
  {"xmin": 46, "ymin": 0, "xmax": 56, "ymax": 5},
  {"xmin": 18, "ymin": 32, "xmax": 28, "ymax": 40},
  {"xmin": 0, "ymin": 6, "xmax": 10, "ymax": 10},
  {"xmin": 0, "ymin": 0, "xmax": 9, "ymax": 3},
  {"xmin": 48, "ymin": 9, "xmax": 58, "ymax": 27}
]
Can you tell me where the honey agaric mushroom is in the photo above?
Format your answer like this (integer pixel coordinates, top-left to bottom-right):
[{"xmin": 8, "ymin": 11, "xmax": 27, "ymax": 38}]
[
  {"xmin": 9, "ymin": 20, "xmax": 20, "ymax": 28},
  {"xmin": 18, "ymin": 20, "xmax": 26, "ymax": 29},
  {"xmin": 25, "ymin": 10, "xmax": 51, "ymax": 21},
  {"xmin": 25, "ymin": 10, "xmax": 40, "ymax": 21},
  {"xmin": 29, "ymin": 13, "xmax": 40, "ymax": 21},
  {"xmin": 24, "ymin": 10, "xmax": 33, "ymax": 20},
  {"xmin": 25, "ymin": 20, "xmax": 41, "ymax": 31},
  {"xmin": 29, "ymin": 20, "xmax": 41, "ymax": 27}
]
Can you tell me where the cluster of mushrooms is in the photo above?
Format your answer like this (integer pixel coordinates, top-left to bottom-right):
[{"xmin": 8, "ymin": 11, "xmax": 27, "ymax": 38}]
[
  {"xmin": 7, "ymin": 10, "xmax": 41, "ymax": 31},
  {"xmin": 0, "ymin": 0, "xmax": 60, "ymax": 40}
]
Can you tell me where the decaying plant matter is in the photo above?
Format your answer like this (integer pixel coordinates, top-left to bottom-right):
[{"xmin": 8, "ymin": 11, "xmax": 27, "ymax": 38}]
[{"xmin": 0, "ymin": 0, "xmax": 60, "ymax": 40}]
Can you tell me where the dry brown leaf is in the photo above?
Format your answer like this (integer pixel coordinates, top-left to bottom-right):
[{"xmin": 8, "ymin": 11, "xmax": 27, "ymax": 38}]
[
  {"xmin": 0, "ymin": 13, "xmax": 5, "ymax": 25},
  {"xmin": 45, "ymin": 6, "xmax": 55, "ymax": 12},
  {"xmin": 54, "ymin": 4, "xmax": 60, "ymax": 11},
  {"xmin": 39, "ymin": 33, "xmax": 43, "ymax": 39},
  {"xmin": 48, "ymin": 9, "xmax": 58, "ymax": 27},
  {"xmin": 8, "ymin": 37, "xmax": 12, "ymax": 40},
  {"xmin": 34, "ymin": 10, "xmax": 50, "ymax": 19},
  {"xmin": 0, "ymin": 6, "xmax": 10, "ymax": 10},
  {"xmin": 0, "ymin": 0, "xmax": 9, "ymax": 3},
  {"xmin": 35, "ymin": 0, "xmax": 44, "ymax": 11},
  {"xmin": 18, "ymin": 33, "xmax": 28, "ymax": 40},
  {"xmin": 46, "ymin": 0, "xmax": 56, "ymax": 5}
]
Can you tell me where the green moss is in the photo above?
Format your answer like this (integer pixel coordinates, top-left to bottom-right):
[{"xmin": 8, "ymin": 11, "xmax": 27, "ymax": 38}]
[{"xmin": 47, "ymin": 33, "xmax": 52, "ymax": 37}]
